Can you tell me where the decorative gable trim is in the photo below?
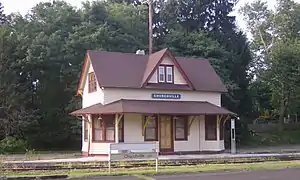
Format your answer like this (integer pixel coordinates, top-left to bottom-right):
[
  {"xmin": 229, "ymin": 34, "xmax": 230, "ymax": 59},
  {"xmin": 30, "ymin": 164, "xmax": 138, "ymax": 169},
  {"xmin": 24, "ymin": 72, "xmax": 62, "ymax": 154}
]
[
  {"xmin": 141, "ymin": 48, "xmax": 168, "ymax": 86},
  {"xmin": 141, "ymin": 48, "xmax": 195, "ymax": 90},
  {"xmin": 76, "ymin": 52, "xmax": 102, "ymax": 96},
  {"xmin": 165, "ymin": 50, "xmax": 195, "ymax": 89},
  {"xmin": 76, "ymin": 53, "xmax": 90, "ymax": 96}
]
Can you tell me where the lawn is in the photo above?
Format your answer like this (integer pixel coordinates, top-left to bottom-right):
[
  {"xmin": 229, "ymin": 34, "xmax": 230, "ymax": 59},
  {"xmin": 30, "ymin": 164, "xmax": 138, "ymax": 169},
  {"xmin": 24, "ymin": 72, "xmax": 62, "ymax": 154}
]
[
  {"xmin": 0, "ymin": 151, "xmax": 81, "ymax": 161},
  {"xmin": 2, "ymin": 160, "xmax": 300, "ymax": 178}
]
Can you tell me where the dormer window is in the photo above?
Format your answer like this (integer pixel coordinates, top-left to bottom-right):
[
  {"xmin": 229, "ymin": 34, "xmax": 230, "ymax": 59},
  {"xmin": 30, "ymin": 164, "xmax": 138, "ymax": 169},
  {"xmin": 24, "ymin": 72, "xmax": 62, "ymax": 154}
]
[
  {"xmin": 88, "ymin": 72, "xmax": 97, "ymax": 93},
  {"xmin": 166, "ymin": 66, "xmax": 173, "ymax": 83},
  {"xmin": 158, "ymin": 65, "xmax": 174, "ymax": 83},
  {"xmin": 158, "ymin": 66, "xmax": 165, "ymax": 82}
]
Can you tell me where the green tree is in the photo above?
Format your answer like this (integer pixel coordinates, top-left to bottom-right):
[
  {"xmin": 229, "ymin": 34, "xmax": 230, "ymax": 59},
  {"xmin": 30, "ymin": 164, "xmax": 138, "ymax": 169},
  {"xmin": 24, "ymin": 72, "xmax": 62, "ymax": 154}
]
[
  {"xmin": 240, "ymin": 0, "xmax": 300, "ymax": 128},
  {"xmin": 0, "ymin": 2, "xmax": 6, "ymax": 24},
  {"xmin": 0, "ymin": 0, "xmax": 255, "ymax": 150},
  {"xmin": 267, "ymin": 40, "xmax": 300, "ymax": 127},
  {"xmin": 156, "ymin": 0, "xmax": 253, "ymax": 117}
]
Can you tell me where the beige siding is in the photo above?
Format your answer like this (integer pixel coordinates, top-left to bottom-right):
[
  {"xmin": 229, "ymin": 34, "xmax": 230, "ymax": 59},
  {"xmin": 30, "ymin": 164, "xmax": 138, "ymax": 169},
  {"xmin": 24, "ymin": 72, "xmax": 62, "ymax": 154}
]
[
  {"xmin": 82, "ymin": 114, "xmax": 225, "ymax": 154},
  {"xmin": 124, "ymin": 114, "xmax": 144, "ymax": 143},
  {"xmin": 148, "ymin": 56, "xmax": 187, "ymax": 85},
  {"xmin": 173, "ymin": 117, "xmax": 200, "ymax": 152},
  {"xmin": 82, "ymin": 118, "xmax": 89, "ymax": 152},
  {"xmin": 82, "ymin": 61, "xmax": 104, "ymax": 108},
  {"xmin": 103, "ymin": 88, "xmax": 221, "ymax": 106},
  {"xmin": 82, "ymin": 141, "xmax": 88, "ymax": 152},
  {"xmin": 199, "ymin": 116, "xmax": 224, "ymax": 151},
  {"xmin": 148, "ymin": 70, "xmax": 157, "ymax": 83},
  {"xmin": 90, "ymin": 143, "xmax": 110, "ymax": 154},
  {"xmin": 174, "ymin": 116, "xmax": 224, "ymax": 152}
]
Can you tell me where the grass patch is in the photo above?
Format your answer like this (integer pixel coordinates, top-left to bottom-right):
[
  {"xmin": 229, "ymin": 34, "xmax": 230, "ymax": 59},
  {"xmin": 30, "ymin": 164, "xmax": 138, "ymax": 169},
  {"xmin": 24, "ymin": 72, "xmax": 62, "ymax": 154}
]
[
  {"xmin": 2, "ymin": 160, "xmax": 300, "ymax": 178},
  {"xmin": 0, "ymin": 151, "xmax": 81, "ymax": 161}
]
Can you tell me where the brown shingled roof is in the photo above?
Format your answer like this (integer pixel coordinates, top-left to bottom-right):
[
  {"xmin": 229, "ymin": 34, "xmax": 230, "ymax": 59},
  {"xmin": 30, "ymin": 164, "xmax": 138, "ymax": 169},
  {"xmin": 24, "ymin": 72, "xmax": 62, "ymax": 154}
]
[
  {"xmin": 82, "ymin": 48, "xmax": 227, "ymax": 92},
  {"xmin": 70, "ymin": 99, "xmax": 235, "ymax": 116}
]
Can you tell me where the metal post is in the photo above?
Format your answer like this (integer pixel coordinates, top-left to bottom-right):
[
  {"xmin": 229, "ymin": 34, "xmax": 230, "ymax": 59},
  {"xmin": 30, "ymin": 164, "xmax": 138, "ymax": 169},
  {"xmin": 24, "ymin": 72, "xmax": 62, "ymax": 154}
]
[
  {"xmin": 155, "ymin": 142, "xmax": 158, "ymax": 174},
  {"xmin": 231, "ymin": 118, "xmax": 236, "ymax": 154},
  {"xmin": 155, "ymin": 156, "xmax": 158, "ymax": 174},
  {"xmin": 108, "ymin": 144, "xmax": 111, "ymax": 173}
]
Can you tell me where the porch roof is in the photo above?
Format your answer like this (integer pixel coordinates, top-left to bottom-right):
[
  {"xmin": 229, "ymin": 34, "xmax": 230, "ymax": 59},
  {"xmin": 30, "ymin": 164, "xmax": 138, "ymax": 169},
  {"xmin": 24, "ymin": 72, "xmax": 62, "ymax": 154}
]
[{"xmin": 70, "ymin": 99, "xmax": 235, "ymax": 116}]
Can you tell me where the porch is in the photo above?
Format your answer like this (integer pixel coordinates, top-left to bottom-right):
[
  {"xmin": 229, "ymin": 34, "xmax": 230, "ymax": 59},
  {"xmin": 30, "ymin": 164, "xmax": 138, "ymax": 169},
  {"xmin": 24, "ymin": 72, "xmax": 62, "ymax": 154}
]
[{"xmin": 70, "ymin": 99, "xmax": 235, "ymax": 155}]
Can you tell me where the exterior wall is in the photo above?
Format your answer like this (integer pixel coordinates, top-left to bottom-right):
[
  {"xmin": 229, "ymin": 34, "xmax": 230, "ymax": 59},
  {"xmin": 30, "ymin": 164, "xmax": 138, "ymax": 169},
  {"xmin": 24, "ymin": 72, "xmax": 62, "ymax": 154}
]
[
  {"xmin": 103, "ymin": 88, "xmax": 221, "ymax": 106},
  {"xmin": 81, "ymin": 114, "xmax": 110, "ymax": 155},
  {"xmin": 123, "ymin": 114, "xmax": 144, "ymax": 143},
  {"xmin": 82, "ymin": 114, "xmax": 225, "ymax": 155},
  {"xmin": 199, "ymin": 116, "xmax": 224, "ymax": 151},
  {"xmin": 148, "ymin": 56, "xmax": 187, "ymax": 84},
  {"xmin": 82, "ymin": 60, "xmax": 104, "ymax": 108},
  {"xmin": 174, "ymin": 116, "xmax": 224, "ymax": 152},
  {"xmin": 82, "ymin": 114, "xmax": 145, "ymax": 155},
  {"xmin": 81, "ymin": 119, "xmax": 88, "ymax": 152},
  {"xmin": 89, "ymin": 143, "xmax": 110, "ymax": 155},
  {"xmin": 173, "ymin": 117, "xmax": 200, "ymax": 152}
]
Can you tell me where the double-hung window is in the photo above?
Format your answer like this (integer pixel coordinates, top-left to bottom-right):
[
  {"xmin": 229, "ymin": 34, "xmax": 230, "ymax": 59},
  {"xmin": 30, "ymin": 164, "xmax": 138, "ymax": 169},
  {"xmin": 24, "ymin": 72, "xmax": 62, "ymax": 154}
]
[
  {"xmin": 144, "ymin": 115, "xmax": 158, "ymax": 141},
  {"xmin": 92, "ymin": 115, "xmax": 124, "ymax": 142},
  {"xmin": 158, "ymin": 66, "xmax": 165, "ymax": 82},
  {"xmin": 205, "ymin": 115, "xmax": 217, "ymax": 140},
  {"xmin": 83, "ymin": 120, "xmax": 88, "ymax": 141},
  {"xmin": 158, "ymin": 65, "xmax": 174, "ymax": 83},
  {"xmin": 88, "ymin": 72, "xmax": 97, "ymax": 93},
  {"xmin": 174, "ymin": 116, "xmax": 188, "ymax": 141},
  {"xmin": 166, "ymin": 66, "xmax": 173, "ymax": 83}
]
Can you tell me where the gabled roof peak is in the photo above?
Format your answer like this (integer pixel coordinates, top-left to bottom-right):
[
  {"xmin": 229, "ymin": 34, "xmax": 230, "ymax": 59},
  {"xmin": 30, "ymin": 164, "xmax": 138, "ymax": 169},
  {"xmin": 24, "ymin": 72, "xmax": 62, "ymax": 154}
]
[{"xmin": 141, "ymin": 48, "xmax": 195, "ymax": 89}]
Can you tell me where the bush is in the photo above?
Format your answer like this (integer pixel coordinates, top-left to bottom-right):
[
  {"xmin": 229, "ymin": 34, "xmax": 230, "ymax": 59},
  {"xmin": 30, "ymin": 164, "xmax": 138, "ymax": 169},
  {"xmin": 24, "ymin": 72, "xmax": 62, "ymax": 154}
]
[
  {"xmin": 0, "ymin": 137, "xmax": 27, "ymax": 154},
  {"xmin": 241, "ymin": 129, "xmax": 300, "ymax": 147}
]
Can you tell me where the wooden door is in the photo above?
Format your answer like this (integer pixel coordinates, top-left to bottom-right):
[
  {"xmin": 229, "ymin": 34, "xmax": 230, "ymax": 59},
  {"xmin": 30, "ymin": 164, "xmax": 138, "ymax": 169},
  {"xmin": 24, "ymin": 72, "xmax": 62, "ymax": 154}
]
[{"xmin": 159, "ymin": 116, "xmax": 173, "ymax": 152}]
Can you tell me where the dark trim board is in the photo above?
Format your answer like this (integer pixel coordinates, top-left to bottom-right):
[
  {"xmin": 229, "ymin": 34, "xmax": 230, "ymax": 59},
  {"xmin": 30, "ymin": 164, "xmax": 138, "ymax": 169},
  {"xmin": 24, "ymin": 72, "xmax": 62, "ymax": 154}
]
[
  {"xmin": 82, "ymin": 150, "xmax": 225, "ymax": 156},
  {"xmin": 82, "ymin": 152, "xmax": 108, "ymax": 156}
]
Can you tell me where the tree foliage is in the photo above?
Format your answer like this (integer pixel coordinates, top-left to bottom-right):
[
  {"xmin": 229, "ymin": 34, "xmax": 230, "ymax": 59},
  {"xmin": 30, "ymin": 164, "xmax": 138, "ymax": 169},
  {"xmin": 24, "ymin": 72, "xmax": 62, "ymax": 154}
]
[
  {"xmin": 0, "ymin": 0, "xmax": 253, "ymax": 150},
  {"xmin": 0, "ymin": 2, "xmax": 6, "ymax": 24},
  {"xmin": 241, "ymin": 0, "xmax": 300, "ymax": 128}
]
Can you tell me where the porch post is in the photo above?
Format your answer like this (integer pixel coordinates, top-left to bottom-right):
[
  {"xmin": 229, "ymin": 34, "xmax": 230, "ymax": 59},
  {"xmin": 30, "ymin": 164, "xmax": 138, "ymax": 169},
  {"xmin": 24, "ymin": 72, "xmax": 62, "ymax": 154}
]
[
  {"xmin": 115, "ymin": 114, "xmax": 124, "ymax": 143},
  {"xmin": 115, "ymin": 114, "xmax": 119, "ymax": 143},
  {"xmin": 87, "ymin": 114, "xmax": 92, "ymax": 156},
  {"xmin": 216, "ymin": 115, "xmax": 220, "ymax": 141}
]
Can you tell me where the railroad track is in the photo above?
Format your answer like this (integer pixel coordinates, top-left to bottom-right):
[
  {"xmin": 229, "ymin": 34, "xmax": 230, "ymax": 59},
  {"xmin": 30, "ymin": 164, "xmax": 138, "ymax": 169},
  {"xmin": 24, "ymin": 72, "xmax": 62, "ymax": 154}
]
[{"xmin": 2, "ymin": 155, "xmax": 300, "ymax": 172}]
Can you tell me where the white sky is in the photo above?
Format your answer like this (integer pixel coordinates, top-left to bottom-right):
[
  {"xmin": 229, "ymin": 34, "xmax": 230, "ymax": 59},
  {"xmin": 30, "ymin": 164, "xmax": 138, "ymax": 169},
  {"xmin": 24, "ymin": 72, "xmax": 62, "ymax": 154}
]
[{"xmin": 2, "ymin": 0, "xmax": 300, "ymax": 32}]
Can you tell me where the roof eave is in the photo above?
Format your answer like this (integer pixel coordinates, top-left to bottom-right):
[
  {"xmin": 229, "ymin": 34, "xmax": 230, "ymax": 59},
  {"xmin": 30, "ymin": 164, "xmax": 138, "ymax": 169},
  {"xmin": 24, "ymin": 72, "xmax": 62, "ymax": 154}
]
[{"xmin": 76, "ymin": 52, "xmax": 90, "ymax": 96}]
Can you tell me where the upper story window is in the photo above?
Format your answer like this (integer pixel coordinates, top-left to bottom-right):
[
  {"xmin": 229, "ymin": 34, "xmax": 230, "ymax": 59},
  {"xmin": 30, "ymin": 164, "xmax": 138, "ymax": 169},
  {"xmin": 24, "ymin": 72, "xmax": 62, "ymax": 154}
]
[
  {"xmin": 88, "ymin": 72, "xmax": 97, "ymax": 93},
  {"xmin": 158, "ymin": 66, "xmax": 165, "ymax": 82},
  {"xmin": 166, "ymin": 66, "xmax": 173, "ymax": 83},
  {"xmin": 158, "ymin": 65, "xmax": 173, "ymax": 83}
]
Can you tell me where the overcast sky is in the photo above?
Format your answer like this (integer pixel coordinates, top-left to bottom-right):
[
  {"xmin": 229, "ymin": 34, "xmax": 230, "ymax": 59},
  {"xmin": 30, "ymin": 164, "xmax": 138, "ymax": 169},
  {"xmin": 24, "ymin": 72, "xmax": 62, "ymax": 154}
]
[{"xmin": 2, "ymin": 0, "xmax": 300, "ymax": 32}]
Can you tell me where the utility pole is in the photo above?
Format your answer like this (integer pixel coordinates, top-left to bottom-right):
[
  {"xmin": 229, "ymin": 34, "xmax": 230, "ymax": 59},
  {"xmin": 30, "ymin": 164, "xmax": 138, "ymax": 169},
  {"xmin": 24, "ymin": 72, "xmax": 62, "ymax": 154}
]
[{"xmin": 148, "ymin": 0, "xmax": 153, "ymax": 54}]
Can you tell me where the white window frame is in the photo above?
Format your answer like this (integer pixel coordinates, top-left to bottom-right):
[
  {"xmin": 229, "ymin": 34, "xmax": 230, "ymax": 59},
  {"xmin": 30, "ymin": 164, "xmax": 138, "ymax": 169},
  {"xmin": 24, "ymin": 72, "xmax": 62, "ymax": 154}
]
[
  {"xmin": 166, "ymin": 66, "xmax": 173, "ymax": 83},
  {"xmin": 158, "ymin": 66, "xmax": 165, "ymax": 82}
]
